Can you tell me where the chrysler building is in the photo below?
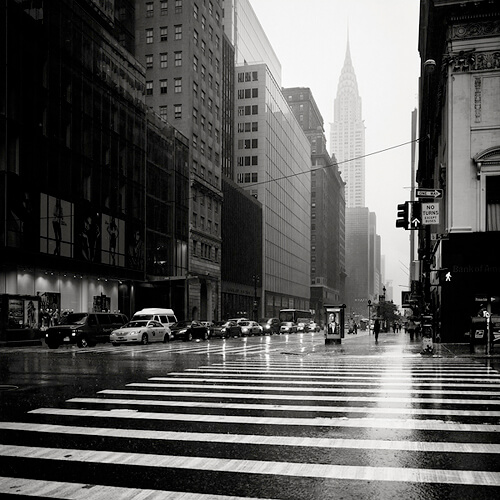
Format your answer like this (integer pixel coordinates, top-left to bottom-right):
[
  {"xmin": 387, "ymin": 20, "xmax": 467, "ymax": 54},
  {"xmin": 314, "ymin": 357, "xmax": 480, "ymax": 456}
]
[{"xmin": 330, "ymin": 39, "xmax": 366, "ymax": 208}]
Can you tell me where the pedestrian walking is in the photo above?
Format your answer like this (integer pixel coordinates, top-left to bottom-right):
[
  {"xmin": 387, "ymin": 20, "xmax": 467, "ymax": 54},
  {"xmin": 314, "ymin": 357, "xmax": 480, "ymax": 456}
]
[{"xmin": 373, "ymin": 318, "xmax": 380, "ymax": 342}]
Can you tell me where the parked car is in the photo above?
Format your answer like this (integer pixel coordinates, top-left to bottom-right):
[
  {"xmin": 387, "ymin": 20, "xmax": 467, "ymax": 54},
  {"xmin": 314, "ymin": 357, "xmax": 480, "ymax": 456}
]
[
  {"xmin": 170, "ymin": 320, "xmax": 209, "ymax": 341},
  {"xmin": 297, "ymin": 322, "xmax": 308, "ymax": 333},
  {"xmin": 280, "ymin": 321, "xmax": 297, "ymax": 334},
  {"xmin": 211, "ymin": 320, "xmax": 242, "ymax": 338},
  {"xmin": 259, "ymin": 317, "xmax": 280, "ymax": 335},
  {"xmin": 308, "ymin": 322, "xmax": 320, "ymax": 332},
  {"xmin": 201, "ymin": 321, "xmax": 214, "ymax": 332},
  {"xmin": 131, "ymin": 308, "xmax": 177, "ymax": 340},
  {"xmin": 228, "ymin": 317, "xmax": 250, "ymax": 324},
  {"xmin": 110, "ymin": 320, "xmax": 168, "ymax": 345},
  {"xmin": 239, "ymin": 320, "xmax": 263, "ymax": 336},
  {"xmin": 45, "ymin": 312, "xmax": 128, "ymax": 349}
]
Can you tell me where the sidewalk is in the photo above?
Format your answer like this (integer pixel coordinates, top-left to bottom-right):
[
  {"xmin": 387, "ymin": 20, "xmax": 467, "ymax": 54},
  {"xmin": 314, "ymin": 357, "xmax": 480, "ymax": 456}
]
[{"xmin": 299, "ymin": 328, "xmax": 500, "ymax": 359}]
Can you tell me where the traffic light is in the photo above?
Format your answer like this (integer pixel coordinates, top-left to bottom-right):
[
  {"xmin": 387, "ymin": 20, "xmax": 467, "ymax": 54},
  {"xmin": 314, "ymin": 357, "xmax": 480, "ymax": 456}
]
[
  {"xmin": 409, "ymin": 201, "xmax": 422, "ymax": 229},
  {"xmin": 396, "ymin": 202, "xmax": 422, "ymax": 230},
  {"xmin": 396, "ymin": 202, "xmax": 410, "ymax": 229}
]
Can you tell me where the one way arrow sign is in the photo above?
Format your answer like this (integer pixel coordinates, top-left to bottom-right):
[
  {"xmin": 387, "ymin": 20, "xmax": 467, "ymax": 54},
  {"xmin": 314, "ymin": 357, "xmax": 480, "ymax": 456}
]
[{"xmin": 416, "ymin": 188, "xmax": 443, "ymax": 199}]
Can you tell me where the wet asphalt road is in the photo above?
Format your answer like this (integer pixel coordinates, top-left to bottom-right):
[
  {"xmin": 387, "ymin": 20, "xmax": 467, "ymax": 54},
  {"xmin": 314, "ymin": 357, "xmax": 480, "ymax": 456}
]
[{"xmin": 1, "ymin": 330, "xmax": 500, "ymax": 499}]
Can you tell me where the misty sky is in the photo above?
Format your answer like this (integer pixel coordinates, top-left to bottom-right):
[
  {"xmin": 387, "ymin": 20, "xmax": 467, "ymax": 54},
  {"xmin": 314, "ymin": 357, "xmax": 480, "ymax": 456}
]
[{"xmin": 249, "ymin": 0, "xmax": 421, "ymax": 306}]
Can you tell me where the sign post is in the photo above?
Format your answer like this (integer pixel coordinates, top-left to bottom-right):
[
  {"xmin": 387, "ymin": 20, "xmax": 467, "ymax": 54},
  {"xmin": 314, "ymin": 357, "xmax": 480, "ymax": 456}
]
[{"xmin": 324, "ymin": 304, "xmax": 346, "ymax": 345}]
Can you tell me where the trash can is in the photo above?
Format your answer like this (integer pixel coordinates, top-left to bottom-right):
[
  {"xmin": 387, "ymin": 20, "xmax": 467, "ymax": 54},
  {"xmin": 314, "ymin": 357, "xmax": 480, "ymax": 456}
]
[
  {"xmin": 421, "ymin": 315, "xmax": 434, "ymax": 354},
  {"xmin": 470, "ymin": 317, "xmax": 488, "ymax": 354}
]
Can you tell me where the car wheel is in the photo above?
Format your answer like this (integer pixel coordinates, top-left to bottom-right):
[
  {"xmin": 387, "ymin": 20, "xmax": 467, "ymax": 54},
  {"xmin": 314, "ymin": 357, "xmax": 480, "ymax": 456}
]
[
  {"xmin": 203, "ymin": 331, "xmax": 208, "ymax": 341},
  {"xmin": 77, "ymin": 337, "xmax": 89, "ymax": 348},
  {"xmin": 46, "ymin": 342, "xmax": 59, "ymax": 349},
  {"xmin": 163, "ymin": 333, "xmax": 169, "ymax": 343},
  {"xmin": 141, "ymin": 333, "xmax": 149, "ymax": 345},
  {"xmin": 185, "ymin": 332, "xmax": 193, "ymax": 341}
]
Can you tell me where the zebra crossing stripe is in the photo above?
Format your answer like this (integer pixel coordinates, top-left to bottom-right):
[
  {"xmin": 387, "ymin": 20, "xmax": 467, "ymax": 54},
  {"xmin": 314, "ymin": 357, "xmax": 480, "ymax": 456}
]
[
  {"xmin": 1, "ymin": 444, "xmax": 500, "ymax": 486},
  {"xmin": 168, "ymin": 370, "xmax": 500, "ymax": 382},
  {"xmin": 67, "ymin": 396, "xmax": 500, "ymax": 418},
  {"xmin": 2, "ymin": 421, "xmax": 500, "ymax": 454},
  {"xmin": 0, "ymin": 476, "xmax": 272, "ymax": 500},
  {"xmin": 134, "ymin": 381, "xmax": 500, "ymax": 397},
  {"xmin": 28, "ymin": 407, "xmax": 500, "ymax": 432},
  {"xmin": 116, "ymin": 387, "xmax": 500, "ymax": 405},
  {"xmin": 148, "ymin": 376, "xmax": 500, "ymax": 389}
]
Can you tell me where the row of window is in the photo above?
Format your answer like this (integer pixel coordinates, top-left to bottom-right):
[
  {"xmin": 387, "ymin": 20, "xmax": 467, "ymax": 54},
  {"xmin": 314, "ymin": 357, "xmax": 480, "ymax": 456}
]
[
  {"xmin": 145, "ymin": 26, "xmax": 181, "ymax": 43},
  {"xmin": 237, "ymin": 105, "xmax": 258, "ymax": 116},
  {"xmin": 236, "ymin": 172, "xmax": 258, "ymax": 184},
  {"xmin": 145, "ymin": 52, "xmax": 181, "ymax": 69},
  {"xmin": 237, "ymin": 139, "xmax": 258, "ymax": 149},
  {"xmin": 193, "ymin": 240, "xmax": 219, "ymax": 262},
  {"xmin": 237, "ymin": 122, "xmax": 258, "ymax": 133},
  {"xmin": 145, "ymin": 78, "xmax": 182, "ymax": 95},
  {"xmin": 237, "ymin": 156, "xmax": 258, "ymax": 167},
  {"xmin": 158, "ymin": 104, "xmax": 182, "ymax": 120},
  {"xmin": 237, "ymin": 71, "xmax": 259, "ymax": 82},
  {"xmin": 192, "ymin": 213, "xmax": 219, "ymax": 236},
  {"xmin": 193, "ymin": 109, "xmax": 220, "ymax": 139},
  {"xmin": 193, "ymin": 160, "xmax": 220, "ymax": 188},
  {"xmin": 192, "ymin": 135, "xmax": 219, "ymax": 164},
  {"xmin": 237, "ymin": 88, "xmax": 258, "ymax": 99}
]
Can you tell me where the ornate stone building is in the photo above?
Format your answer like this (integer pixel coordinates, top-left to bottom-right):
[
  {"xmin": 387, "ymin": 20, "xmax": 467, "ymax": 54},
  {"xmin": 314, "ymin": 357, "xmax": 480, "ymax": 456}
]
[{"xmin": 417, "ymin": 0, "xmax": 500, "ymax": 341}]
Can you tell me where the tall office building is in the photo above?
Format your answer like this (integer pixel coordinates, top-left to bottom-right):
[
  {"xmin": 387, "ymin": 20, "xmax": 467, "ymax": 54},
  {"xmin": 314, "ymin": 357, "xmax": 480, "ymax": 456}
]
[
  {"xmin": 330, "ymin": 39, "xmax": 365, "ymax": 208},
  {"xmin": 330, "ymin": 38, "xmax": 381, "ymax": 316},
  {"xmin": 135, "ymin": 0, "xmax": 226, "ymax": 321},
  {"xmin": 284, "ymin": 87, "xmax": 346, "ymax": 322},
  {"xmin": 224, "ymin": 1, "xmax": 312, "ymax": 317}
]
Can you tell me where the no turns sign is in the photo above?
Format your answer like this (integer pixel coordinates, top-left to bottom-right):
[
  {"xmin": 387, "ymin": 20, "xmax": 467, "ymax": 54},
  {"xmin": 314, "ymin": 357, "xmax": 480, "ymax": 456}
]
[{"xmin": 422, "ymin": 202, "xmax": 440, "ymax": 225}]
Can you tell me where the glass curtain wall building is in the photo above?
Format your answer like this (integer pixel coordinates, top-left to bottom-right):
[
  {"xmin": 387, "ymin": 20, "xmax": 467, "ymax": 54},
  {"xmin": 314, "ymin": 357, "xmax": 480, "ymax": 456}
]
[{"xmin": 235, "ymin": 63, "xmax": 311, "ymax": 318}]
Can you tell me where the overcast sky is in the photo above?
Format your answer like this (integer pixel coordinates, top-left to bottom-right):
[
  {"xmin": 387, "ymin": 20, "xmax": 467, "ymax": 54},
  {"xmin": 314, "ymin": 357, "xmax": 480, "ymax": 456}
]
[{"xmin": 250, "ymin": 0, "xmax": 421, "ymax": 307}]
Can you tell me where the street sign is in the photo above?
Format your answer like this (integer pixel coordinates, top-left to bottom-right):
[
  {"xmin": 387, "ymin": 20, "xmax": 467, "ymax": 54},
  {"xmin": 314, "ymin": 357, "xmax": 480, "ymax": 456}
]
[
  {"xmin": 416, "ymin": 188, "xmax": 443, "ymax": 199},
  {"xmin": 422, "ymin": 202, "xmax": 440, "ymax": 225}
]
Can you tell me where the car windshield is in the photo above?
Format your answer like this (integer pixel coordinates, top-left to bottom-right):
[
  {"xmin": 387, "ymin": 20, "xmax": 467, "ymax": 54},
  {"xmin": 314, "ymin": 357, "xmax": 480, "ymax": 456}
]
[
  {"xmin": 59, "ymin": 313, "xmax": 88, "ymax": 325},
  {"xmin": 239, "ymin": 321, "xmax": 250, "ymax": 326},
  {"xmin": 213, "ymin": 321, "xmax": 225, "ymax": 326},
  {"xmin": 124, "ymin": 321, "xmax": 149, "ymax": 328},
  {"xmin": 173, "ymin": 321, "xmax": 189, "ymax": 328}
]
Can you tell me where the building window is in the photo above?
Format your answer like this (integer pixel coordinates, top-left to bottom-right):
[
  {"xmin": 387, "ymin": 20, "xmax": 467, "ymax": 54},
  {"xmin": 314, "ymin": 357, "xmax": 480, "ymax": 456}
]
[
  {"xmin": 146, "ymin": 54, "xmax": 153, "ymax": 69},
  {"xmin": 159, "ymin": 106, "xmax": 167, "ymax": 121},
  {"xmin": 160, "ymin": 79, "xmax": 167, "ymax": 94},
  {"xmin": 160, "ymin": 26, "xmax": 168, "ymax": 41},
  {"xmin": 160, "ymin": 1, "xmax": 168, "ymax": 15},
  {"xmin": 193, "ymin": 29, "xmax": 198, "ymax": 46},
  {"xmin": 174, "ymin": 78, "xmax": 182, "ymax": 93},
  {"xmin": 174, "ymin": 51, "xmax": 182, "ymax": 66},
  {"xmin": 146, "ymin": 2, "xmax": 154, "ymax": 17},
  {"xmin": 175, "ymin": 0, "xmax": 182, "ymax": 13},
  {"xmin": 174, "ymin": 25, "xmax": 182, "ymax": 40},
  {"xmin": 252, "ymin": 105, "xmax": 258, "ymax": 115},
  {"xmin": 174, "ymin": 104, "xmax": 182, "ymax": 119},
  {"xmin": 487, "ymin": 176, "xmax": 500, "ymax": 231},
  {"xmin": 160, "ymin": 53, "xmax": 168, "ymax": 68},
  {"xmin": 193, "ymin": 3, "xmax": 198, "ymax": 19},
  {"xmin": 193, "ymin": 55, "xmax": 198, "ymax": 72},
  {"xmin": 145, "ymin": 81, "xmax": 153, "ymax": 95},
  {"xmin": 146, "ymin": 29, "xmax": 153, "ymax": 44}
]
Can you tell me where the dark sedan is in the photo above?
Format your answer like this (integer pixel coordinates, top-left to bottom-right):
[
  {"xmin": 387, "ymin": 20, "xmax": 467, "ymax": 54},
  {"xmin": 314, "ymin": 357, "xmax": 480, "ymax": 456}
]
[
  {"xmin": 170, "ymin": 320, "xmax": 209, "ymax": 341},
  {"xmin": 211, "ymin": 320, "xmax": 242, "ymax": 338}
]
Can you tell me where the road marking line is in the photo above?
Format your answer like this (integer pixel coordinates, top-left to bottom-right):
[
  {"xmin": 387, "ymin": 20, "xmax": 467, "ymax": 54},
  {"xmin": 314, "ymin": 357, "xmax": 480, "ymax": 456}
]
[
  {"xmin": 170, "ymin": 371, "xmax": 500, "ymax": 382},
  {"xmin": 67, "ymin": 396, "xmax": 500, "ymax": 418},
  {"xmin": 148, "ymin": 376, "xmax": 500, "ymax": 389},
  {"xmin": 117, "ymin": 387, "xmax": 500, "ymax": 405},
  {"xmin": 1, "ymin": 445, "xmax": 499, "ymax": 486},
  {"xmin": 0, "ymin": 476, "xmax": 272, "ymax": 500},
  {"xmin": 28, "ymin": 407, "xmax": 500, "ymax": 432},
  {"xmin": 135, "ymin": 381, "xmax": 500, "ymax": 397},
  {"xmin": 3, "ymin": 421, "xmax": 500, "ymax": 454}
]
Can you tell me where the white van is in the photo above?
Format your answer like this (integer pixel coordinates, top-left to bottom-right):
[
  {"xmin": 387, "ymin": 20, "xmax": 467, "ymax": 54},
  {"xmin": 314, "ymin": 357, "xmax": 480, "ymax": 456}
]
[{"xmin": 132, "ymin": 308, "xmax": 178, "ymax": 340}]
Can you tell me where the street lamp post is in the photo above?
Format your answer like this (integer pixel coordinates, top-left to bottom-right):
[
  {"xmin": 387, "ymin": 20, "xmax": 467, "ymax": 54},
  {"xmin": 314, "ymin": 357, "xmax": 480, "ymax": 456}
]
[
  {"xmin": 367, "ymin": 300, "xmax": 372, "ymax": 333},
  {"xmin": 252, "ymin": 275, "xmax": 260, "ymax": 321}
]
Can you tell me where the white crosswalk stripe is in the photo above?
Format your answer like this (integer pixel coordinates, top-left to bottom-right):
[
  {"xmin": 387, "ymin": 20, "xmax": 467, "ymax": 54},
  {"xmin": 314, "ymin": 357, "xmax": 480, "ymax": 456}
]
[{"xmin": 1, "ymin": 356, "xmax": 500, "ymax": 498}]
